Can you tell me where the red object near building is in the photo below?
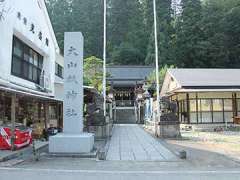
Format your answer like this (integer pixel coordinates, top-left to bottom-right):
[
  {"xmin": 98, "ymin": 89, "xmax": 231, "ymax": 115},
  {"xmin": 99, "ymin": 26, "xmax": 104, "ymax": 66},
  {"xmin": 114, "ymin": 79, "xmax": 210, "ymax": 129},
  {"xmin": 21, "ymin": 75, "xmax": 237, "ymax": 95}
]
[{"xmin": 0, "ymin": 125, "xmax": 32, "ymax": 150}]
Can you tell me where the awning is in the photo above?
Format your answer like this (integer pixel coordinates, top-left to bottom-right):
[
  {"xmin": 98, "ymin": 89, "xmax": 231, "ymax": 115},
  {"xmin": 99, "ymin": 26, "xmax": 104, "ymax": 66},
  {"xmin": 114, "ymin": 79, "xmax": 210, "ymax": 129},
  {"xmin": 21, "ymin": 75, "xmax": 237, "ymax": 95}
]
[
  {"xmin": 171, "ymin": 88, "xmax": 240, "ymax": 93},
  {"xmin": 0, "ymin": 85, "xmax": 62, "ymax": 102}
]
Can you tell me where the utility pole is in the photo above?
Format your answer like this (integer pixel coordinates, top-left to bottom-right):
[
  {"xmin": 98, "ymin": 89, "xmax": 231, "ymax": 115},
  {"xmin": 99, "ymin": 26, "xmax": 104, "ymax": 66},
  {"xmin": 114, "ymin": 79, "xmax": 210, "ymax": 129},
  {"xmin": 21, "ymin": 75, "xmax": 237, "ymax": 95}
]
[
  {"xmin": 172, "ymin": 0, "xmax": 177, "ymax": 20},
  {"xmin": 103, "ymin": 0, "xmax": 107, "ymax": 117},
  {"xmin": 11, "ymin": 93, "xmax": 16, "ymax": 151},
  {"xmin": 153, "ymin": 0, "xmax": 160, "ymax": 129}
]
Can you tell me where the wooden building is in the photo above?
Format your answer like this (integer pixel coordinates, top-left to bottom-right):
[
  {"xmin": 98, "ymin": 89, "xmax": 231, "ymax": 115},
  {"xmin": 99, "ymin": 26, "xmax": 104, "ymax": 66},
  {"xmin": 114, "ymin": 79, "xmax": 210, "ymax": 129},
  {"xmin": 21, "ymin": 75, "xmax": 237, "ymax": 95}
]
[
  {"xmin": 161, "ymin": 69, "xmax": 240, "ymax": 126},
  {"xmin": 107, "ymin": 65, "xmax": 154, "ymax": 107},
  {"xmin": 107, "ymin": 65, "xmax": 154, "ymax": 124}
]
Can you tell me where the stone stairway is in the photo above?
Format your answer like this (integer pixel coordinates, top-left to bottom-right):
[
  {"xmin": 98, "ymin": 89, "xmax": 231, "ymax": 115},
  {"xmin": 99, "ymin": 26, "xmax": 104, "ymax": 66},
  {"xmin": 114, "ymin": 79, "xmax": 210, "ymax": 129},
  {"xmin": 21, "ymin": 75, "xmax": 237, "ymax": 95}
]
[{"xmin": 115, "ymin": 107, "xmax": 136, "ymax": 124}]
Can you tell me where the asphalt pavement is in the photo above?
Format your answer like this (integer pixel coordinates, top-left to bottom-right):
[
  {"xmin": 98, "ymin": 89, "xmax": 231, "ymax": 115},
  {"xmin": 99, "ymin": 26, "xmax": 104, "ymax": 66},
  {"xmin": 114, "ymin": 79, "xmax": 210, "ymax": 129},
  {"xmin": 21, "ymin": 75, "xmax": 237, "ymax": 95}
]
[{"xmin": 1, "ymin": 167, "xmax": 240, "ymax": 180}]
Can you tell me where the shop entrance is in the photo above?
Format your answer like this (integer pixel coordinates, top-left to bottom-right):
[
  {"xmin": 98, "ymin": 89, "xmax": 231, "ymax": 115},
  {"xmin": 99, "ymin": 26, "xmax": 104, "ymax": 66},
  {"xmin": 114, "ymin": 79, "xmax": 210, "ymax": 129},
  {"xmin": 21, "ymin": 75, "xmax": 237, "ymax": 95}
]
[{"xmin": 0, "ymin": 90, "xmax": 62, "ymax": 148}]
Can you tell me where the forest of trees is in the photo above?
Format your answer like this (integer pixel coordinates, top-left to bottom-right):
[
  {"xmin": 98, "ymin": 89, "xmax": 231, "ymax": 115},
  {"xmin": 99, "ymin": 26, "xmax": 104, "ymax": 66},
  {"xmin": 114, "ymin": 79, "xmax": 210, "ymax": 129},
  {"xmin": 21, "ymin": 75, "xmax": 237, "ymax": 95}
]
[{"xmin": 46, "ymin": 0, "xmax": 240, "ymax": 68}]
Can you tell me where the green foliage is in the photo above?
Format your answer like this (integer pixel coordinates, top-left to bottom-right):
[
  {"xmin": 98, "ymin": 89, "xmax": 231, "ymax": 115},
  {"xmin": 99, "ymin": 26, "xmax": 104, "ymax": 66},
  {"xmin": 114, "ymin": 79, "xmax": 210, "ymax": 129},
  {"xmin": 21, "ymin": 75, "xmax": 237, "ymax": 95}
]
[
  {"xmin": 175, "ymin": 0, "xmax": 204, "ymax": 68},
  {"xmin": 110, "ymin": 42, "xmax": 144, "ymax": 65},
  {"xmin": 46, "ymin": 0, "xmax": 103, "ymax": 57},
  {"xmin": 175, "ymin": 0, "xmax": 240, "ymax": 68},
  {"xmin": 46, "ymin": 0, "xmax": 240, "ymax": 68},
  {"xmin": 147, "ymin": 65, "xmax": 175, "ymax": 86},
  {"xmin": 144, "ymin": 0, "xmax": 176, "ymax": 66},
  {"xmin": 45, "ymin": 0, "xmax": 71, "ymax": 54},
  {"xmin": 71, "ymin": 0, "xmax": 103, "ymax": 58},
  {"xmin": 83, "ymin": 56, "xmax": 111, "ymax": 92},
  {"xmin": 147, "ymin": 65, "xmax": 175, "ymax": 96},
  {"xmin": 84, "ymin": 56, "xmax": 103, "ymax": 91},
  {"xmin": 108, "ymin": 0, "xmax": 148, "ymax": 65}
]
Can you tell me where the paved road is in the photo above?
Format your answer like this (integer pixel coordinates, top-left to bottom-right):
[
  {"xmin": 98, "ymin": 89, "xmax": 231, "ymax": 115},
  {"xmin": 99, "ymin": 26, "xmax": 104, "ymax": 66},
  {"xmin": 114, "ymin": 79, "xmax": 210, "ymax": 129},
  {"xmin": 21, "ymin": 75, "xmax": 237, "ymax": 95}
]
[
  {"xmin": 1, "ymin": 167, "xmax": 240, "ymax": 180},
  {"xmin": 106, "ymin": 124, "xmax": 177, "ymax": 161},
  {"xmin": 1, "ymin": 124, "xmax": 239, "ymax": 179}
]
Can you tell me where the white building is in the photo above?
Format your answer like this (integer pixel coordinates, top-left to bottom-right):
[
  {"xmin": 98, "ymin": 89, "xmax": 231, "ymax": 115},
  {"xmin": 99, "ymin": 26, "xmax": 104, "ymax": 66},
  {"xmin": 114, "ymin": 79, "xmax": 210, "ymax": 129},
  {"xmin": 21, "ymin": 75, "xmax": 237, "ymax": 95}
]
[
  {"xmin": 54, "ymin": 53, "xmax": 64, "ymax": 101},
  {"xmin": 0, "ymin": 0, "xmax": 63, "ymax": 135},
  {"xmin": 0, "ymin": 0, "xmax": 59, "ymax": 95}
]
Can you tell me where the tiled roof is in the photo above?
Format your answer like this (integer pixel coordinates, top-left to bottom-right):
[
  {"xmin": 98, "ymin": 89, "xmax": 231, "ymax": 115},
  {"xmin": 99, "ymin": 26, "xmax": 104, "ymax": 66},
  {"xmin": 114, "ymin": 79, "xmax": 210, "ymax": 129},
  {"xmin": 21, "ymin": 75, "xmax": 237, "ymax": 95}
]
[
  {"xmin": 107, "ymin": 66, "xmax": 154, "ymax": 80},
  {"xmin": 168, "ymin": 68, "xmax": 240, "ymax": 87}
]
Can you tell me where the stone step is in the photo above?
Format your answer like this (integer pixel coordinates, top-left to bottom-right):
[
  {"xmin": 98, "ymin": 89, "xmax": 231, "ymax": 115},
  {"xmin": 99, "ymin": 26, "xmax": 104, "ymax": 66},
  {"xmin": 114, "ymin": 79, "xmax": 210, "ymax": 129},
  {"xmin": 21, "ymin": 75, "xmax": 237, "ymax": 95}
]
[
  {"xmin": 0, "ymin": 159, "xmax": 24, "ymax": 167},
  {"xmin": 116, "ymin": 108, "xmax": 136, "ymax": 124}
]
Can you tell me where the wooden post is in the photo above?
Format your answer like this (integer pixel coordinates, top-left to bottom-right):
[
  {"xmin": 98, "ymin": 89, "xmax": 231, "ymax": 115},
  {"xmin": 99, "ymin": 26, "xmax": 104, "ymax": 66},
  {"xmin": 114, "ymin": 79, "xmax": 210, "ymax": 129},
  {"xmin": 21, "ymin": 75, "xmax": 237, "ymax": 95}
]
[
  {"xmin": 11, "ymin": 93, "xmax": 16, "ymax": 151},
  {"xmin": 38, "ymin": 102, "xmax": 41, "ymax": 121},
  {"xmin": 44, "ymin": 101, "xmax": 49, "ymax": 130},
  {"xmin": 0, "ymin": 92, "xmax": 5, "ymax": 122},
  {"xmin": 114, "ymin": 101, "xmax": 117, "ymax": 123},
  {"xmin": 233, "ymin": 93, "xmax": 237, "ymax": 117},
  {"xmin": 186, "ymin": 93, "xmax": 190, "ymax": 124},
  {"xmin": 196, "ymin": 93, "xmax": 199, "ymax": 124},
  {"xmin": 60, "ymin": 102, "xmax": 63, "ymax": 128},
  {"xmin": 56, "ymin": 102, "xmax": 60, "ymax": 127},
  {"xmin": 138, "ymin": 102, "xmax": 141, "ymax": 124}
]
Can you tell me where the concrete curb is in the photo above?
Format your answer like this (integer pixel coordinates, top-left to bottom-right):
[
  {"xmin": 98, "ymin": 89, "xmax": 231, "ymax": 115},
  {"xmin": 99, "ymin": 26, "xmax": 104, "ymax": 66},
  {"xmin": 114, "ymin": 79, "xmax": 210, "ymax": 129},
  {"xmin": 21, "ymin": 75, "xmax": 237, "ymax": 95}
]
[
  {"xmin": 97, "ymin": 124, "xmax": 114, "ymax": 160},
  {"xmin": 48, "ymin": 150, "xmax": 98, "ymax": 159},
  {"xmin": 97, "ymin": 138, "xmax": 111, "ymax": 160},
  {"xmin": 0, "ymin": 142, "xmax": 48, "ymax": 162}
]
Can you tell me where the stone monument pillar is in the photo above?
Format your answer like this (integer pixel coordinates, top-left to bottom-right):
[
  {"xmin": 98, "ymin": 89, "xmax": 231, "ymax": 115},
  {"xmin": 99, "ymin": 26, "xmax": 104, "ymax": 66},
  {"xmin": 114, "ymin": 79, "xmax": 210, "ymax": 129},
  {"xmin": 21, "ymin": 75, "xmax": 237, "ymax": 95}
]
[{"xmin": 49, "ymin": 32, "xmax": 94, "ymax": 153}]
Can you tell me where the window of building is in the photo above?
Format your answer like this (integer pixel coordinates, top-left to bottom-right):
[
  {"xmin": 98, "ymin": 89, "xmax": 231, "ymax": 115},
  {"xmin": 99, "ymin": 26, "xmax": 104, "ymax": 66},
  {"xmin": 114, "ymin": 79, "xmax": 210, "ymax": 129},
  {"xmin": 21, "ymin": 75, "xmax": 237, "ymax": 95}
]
[
  {"xmin": 177, "ymin": 97, "xmax": 235, "ymax": 124},
  {"xmin": 49, "ymin": 105, "xmax": 57, "ymax": 119},
  {"xmin": 55, "ymin": 63, "xmax": 63, "ymax": 78},
  {"xmin": 224, "ymin": 99, "xmax": 232, "ymax": 111},
  {"xmin": 179, "ymin": 100, "xmax": 188, "ymax": 123},
  {"xmin": 224, "ymin": 99, "xmax": 233, "ymax": 123},
  {"xmin": 189, "ymin": 100, "xmax": 197, "ymax": 123},
  {"xmin": 200, "ymin": 99, "xmax": 212, "ymax": 123},
  {"xmin": 237, "ymin": 99, "xmax": 240, "ymax": 115},
  {"xmin": 11, "ymin": 36, "xmax": 43, "ymax": 84},
  {"xmin": 212, "ymin": 99, "xmax": 224, "ymax": 123},
  {"xmin": 190, "ymin": 100, "xmax": 197, "ymax": 112},
  {"xmin": 201, "ymin": 99, "xmax": 211, "ymax": 111}
]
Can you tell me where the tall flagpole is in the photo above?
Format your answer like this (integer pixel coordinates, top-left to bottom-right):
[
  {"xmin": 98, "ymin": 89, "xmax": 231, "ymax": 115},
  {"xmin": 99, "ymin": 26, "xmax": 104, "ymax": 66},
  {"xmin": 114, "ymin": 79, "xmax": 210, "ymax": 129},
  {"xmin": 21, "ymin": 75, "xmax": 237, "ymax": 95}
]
[
  {"xmin": 103, "ymin": 0, "xmax": 107, "ymax": 117},
  {"xmin": 153, "ymin": 0, "xmax": 160, "ymax": 124}
]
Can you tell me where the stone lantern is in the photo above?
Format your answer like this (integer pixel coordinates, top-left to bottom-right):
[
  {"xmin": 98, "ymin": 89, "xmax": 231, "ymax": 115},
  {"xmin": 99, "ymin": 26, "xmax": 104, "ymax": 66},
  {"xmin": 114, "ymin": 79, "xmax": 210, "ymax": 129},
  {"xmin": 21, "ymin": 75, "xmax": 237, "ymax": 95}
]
[
  {"xmin": 156, "ymin": 96, "xmax": 181, "ymax": 138},
  {"xmin": 135, "ymin": 86, "xmax": 144, "ymax": 123}
]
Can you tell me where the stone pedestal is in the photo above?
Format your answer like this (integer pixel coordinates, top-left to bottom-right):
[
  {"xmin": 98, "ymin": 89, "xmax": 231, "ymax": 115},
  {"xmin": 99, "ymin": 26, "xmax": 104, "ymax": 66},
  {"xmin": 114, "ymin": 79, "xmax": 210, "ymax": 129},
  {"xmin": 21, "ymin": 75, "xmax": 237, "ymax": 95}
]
[
  {"xmin": 49, "ymin": 32, "xmax": 94, "ymax": 154},
  {"xmin": 157, "ymin": 114, "xmax": 181, "ymax": 138},
  {"xmin": 156, "ymin": 123, "xmax": 181, "ymax": 138},
  {"xmin": 49, "ymin": 133, "xmax": 94, "ymax": 153}
]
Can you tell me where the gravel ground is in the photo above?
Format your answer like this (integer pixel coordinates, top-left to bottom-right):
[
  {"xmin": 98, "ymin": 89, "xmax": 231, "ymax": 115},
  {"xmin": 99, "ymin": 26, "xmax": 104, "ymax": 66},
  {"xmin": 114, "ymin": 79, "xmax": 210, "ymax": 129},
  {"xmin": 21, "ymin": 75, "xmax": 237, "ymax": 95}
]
[{"xmin": 162, "ymin": 130, "xmax": 240, "ymax": 167}]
